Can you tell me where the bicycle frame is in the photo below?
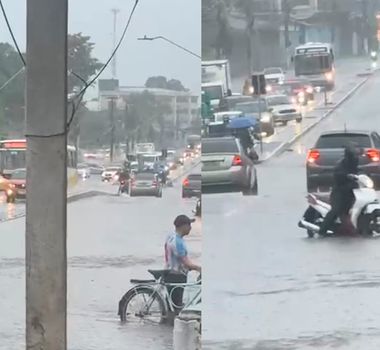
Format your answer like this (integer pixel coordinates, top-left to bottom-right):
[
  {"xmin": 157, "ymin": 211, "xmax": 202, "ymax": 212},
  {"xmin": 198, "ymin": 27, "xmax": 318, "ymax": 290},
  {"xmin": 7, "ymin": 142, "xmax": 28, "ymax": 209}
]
[{"xmin": 130, "ymin": 278, "xmax": 201, "ymax": 316}]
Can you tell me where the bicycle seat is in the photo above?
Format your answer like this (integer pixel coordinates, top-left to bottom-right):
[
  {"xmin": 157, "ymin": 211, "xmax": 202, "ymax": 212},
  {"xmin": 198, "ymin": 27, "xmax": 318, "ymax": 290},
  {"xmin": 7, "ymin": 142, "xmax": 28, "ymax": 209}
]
[
  {"xmin": 148, "ymin": 269, "xmax": 172, "ymax": 280},
  {"xmin": 130, "ymin": 279, "xmax": 156, "ymax": 284}
]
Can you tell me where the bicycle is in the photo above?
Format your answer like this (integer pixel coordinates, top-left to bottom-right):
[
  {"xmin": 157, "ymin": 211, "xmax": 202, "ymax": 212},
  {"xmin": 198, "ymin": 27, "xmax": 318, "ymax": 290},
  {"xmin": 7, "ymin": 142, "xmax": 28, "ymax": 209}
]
[{"xmin": 117, "ymin": 269, "xmax": 201, "ymax": 324}]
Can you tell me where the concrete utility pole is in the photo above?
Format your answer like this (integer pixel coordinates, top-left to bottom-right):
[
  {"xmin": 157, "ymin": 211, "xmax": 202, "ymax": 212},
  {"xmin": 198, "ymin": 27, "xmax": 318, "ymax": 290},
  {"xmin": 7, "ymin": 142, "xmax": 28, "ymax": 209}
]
[
  {"xmin": 111, "ymin": 8, "xmax": 120, "ymax": 79},
  {"xmin": 26, "ymin": 0, "xmax": 68, "ymax": 349}
]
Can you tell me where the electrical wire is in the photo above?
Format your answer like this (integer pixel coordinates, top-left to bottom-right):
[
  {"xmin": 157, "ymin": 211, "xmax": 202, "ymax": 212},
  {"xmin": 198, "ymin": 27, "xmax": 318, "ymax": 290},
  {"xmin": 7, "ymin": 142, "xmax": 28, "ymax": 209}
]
[
  {"xmin": 67, "ymin": 0, "xmax": 140, "ymax": 130},
  {"xmin": 0, "ymin": 66, "xmax": 25, "ymax": 92},
  {"xmin": 2, "ymin": 0, "xmax": 140, "ymax": 138},
  {"xmin": 0, "ymin": 0, "xmax": 26, "ymax": 66}
]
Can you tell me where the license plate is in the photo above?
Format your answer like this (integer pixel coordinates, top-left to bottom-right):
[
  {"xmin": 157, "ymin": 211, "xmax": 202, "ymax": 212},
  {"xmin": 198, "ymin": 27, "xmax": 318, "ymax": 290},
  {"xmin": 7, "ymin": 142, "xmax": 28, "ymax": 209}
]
[
  {"xmin": 18, "ymin": 189, "xmax": 26, "ymax": 195},
  {"xmin": 202, "ymin": 161, "xmax": 220, "ymax": 169}
]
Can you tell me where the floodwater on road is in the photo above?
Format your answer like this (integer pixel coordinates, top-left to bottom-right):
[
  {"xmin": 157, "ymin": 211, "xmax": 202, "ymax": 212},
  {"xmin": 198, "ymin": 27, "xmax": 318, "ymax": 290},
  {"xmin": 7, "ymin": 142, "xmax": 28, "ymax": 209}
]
[
  {"xmin": 202, "ymin": 73, "xmax": 380, "ymax": 349},
  {"xmin": 0, "ymin": 172, "xmax": 201, "ymax": 350}
]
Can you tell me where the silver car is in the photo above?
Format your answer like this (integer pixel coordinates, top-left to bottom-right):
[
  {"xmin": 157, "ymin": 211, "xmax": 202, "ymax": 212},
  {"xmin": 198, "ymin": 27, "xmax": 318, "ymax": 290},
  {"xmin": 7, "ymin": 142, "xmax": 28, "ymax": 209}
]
[
  {"xmin": 202, "ymin": 137, "xmax": 258, "ymax": 195},
  {"xmin": 129, "ymin": 172, "xmax": 163, "ymax": 197},
  {"xmin": 266, "ymin": 94, "xmax": 302, "ymax": 125}
]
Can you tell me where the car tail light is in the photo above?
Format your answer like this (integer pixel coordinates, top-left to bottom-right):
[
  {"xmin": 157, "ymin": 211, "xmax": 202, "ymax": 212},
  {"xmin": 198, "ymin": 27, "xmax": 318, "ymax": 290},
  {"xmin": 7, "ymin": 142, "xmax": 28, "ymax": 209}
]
[
  {"xmin": 152, "ymin": 180, "xmax": 158, "ymax": 187},
  {"xmin": 232, "ymin": 155, "xmax": 242, "ymax": 166},
  {"xmin": 183, "ymin": 178, "xmax": 189, "ymax": 187},
  {"xmin": 367, "ymin": 148, "xmax": 380, "ymax": 162},
  {"xmin": 307, "ymin": 149, "xmax": 320, "ymax": 163}
]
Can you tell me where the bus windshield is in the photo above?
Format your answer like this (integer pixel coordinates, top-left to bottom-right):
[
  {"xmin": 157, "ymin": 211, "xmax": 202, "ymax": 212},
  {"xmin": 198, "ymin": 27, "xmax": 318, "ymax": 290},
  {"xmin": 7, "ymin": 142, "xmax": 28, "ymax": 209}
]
[
  {"xmin": 0, "ymin": 149, "xmax": 26, "ymax": 171},
  {"xmin": 295, "ymin": 55, "xmax": 332, "ymax": 75}
]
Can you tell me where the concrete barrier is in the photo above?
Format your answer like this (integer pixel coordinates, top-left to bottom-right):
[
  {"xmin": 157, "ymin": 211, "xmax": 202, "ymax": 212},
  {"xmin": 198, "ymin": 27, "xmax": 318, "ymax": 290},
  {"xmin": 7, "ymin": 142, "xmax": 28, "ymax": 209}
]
[{"xmin": 173, "ymin": 312, "xmax": 201, "ymax": 350}]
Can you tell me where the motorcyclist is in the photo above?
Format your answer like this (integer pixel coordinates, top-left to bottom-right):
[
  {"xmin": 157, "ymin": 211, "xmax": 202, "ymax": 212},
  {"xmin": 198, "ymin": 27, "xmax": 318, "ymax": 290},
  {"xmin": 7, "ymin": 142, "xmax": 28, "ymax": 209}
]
[
  {"xmin": 318, "ymin": 144, "xmax": 360, "ymax": 236},
  {"xmin": 118, "ymin": 161, "xmax": 130, "ymax": 193}
]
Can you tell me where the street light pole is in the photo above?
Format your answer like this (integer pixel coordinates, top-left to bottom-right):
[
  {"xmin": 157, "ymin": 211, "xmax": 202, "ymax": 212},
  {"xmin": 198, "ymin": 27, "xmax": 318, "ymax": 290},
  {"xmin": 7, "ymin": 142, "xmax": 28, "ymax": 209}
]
[{"xmin": 137, "ymin": 35, "xmax": 201, "ymax": 59}]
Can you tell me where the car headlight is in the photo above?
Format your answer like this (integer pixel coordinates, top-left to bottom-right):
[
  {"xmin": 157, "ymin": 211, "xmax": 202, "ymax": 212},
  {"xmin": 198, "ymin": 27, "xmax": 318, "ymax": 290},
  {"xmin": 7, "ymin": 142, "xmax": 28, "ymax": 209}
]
[
  {"xmin": 266, "ymin": 85, "xmax": 272, "ymax": 92},
  {"xmin": 249, "ymin": 86, "xmax": 254, "ymax": 94},
  {"xmin": 260, "ymin": 113, "xmax": 271, "ymax": 123},
  {"xmin": 325, "ymin": 72, "xmax": 333, "ymax": 81}
]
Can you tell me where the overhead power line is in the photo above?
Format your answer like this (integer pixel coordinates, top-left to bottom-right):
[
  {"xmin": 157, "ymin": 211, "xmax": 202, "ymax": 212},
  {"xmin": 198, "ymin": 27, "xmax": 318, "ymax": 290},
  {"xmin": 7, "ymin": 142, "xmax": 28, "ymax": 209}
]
[
  {"xmin": 67, "ymin": 0, "xmax": 140, "ymax": 130},
  {"xmin": 0, "ymin": 0, "xmax": 26, "ymax": 66}
]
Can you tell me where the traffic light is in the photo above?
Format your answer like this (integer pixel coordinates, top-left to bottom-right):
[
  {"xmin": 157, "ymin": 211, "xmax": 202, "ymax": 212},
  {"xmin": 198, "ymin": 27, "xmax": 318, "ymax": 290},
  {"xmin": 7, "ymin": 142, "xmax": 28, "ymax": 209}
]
[{"xmin": 252, "ymin": 74, "xmax": 266, "ymax": 95}]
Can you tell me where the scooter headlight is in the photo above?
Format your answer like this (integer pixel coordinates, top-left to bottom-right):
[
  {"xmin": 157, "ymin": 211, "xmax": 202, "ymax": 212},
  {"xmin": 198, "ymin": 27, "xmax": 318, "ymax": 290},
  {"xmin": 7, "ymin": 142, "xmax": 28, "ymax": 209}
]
[{"xmin": 363, "ymin": 176, "xmax": 374, "ymax": 189}]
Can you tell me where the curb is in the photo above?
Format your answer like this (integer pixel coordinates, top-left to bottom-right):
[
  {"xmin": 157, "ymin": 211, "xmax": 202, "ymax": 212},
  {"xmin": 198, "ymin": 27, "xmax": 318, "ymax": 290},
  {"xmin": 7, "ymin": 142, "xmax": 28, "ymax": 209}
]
[
  {"xmin": 260, "ymin": 72, "xmax": 374, "ymax": 162},
  {"xmin": 67, "ymin": 190, "xmax": 113, "ymax": 203}
]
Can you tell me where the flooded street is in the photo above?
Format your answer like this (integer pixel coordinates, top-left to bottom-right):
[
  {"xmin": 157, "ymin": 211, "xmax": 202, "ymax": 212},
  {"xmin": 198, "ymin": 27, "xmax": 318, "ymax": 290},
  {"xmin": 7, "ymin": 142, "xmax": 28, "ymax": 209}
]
[
  {"xmin": 203, "ymin": 72, "xmax": 380, "ymax": 349},
  {"xmin": 0, "ymin": 174, "xmax": 201, "ymax": 349}
]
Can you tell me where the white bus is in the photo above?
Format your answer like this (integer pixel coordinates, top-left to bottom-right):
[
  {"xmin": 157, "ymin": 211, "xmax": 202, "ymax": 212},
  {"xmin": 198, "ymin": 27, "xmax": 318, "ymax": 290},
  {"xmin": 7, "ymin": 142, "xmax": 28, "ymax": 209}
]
[{"xmin": 293, "ymin": 42, "xmax": 335, "ymax": 90}]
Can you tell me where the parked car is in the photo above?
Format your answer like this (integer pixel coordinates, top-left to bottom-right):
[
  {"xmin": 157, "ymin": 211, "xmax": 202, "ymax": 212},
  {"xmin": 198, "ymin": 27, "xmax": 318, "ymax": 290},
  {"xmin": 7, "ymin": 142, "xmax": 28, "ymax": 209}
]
[
  {"xmin": 235, "ymin": 98, "xmax": 275, "ymax": 136},
  {"xmin": 182, "ymin": 173, "xmax": 201, "ymax": 198},
  {"xmin": 129, "ymin": 171, "xmax": 163, "ymax": 197},
  {"xmin": 306, "ymin": 130, "xmax": 380, "ymax": 192},
  {"xmin": 4, "ymin": 168, "xmax": 26, "ymax": 203},
  {"xmin": 266, "ymin": 94, "xmax": 302, "ymax": 125},
  {"xmin": 202, "ymin": 137, "xmax": 258, "ymax": 195}
]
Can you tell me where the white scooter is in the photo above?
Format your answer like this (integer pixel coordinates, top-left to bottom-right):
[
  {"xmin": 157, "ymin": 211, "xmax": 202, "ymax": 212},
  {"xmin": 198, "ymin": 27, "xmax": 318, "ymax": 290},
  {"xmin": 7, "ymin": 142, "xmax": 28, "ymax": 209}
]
[{"xmin": 298, "ymin": 174, "xmax": 380, "ymax": 238}]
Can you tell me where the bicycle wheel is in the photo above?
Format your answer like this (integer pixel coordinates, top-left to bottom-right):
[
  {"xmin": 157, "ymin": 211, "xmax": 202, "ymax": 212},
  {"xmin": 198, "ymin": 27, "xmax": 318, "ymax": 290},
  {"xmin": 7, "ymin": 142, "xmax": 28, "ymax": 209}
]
[{"xmin": 118, "ymin": 286, "xmax": 167, "ymax": 324}]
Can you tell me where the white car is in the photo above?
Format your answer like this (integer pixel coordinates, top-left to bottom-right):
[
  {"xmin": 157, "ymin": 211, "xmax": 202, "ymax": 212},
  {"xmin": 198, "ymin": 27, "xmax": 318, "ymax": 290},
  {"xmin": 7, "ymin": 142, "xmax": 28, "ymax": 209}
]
[
  {"xmin": 266, "ymin": 94, "xmax": 302, "ymax": 125},
  {"xmin": 264, "ymin": 67, "xmax": 285, "ymax": 86},
  {"xmin": 101, "ymin": 166, "xmax": 121, "ymax": 182}
]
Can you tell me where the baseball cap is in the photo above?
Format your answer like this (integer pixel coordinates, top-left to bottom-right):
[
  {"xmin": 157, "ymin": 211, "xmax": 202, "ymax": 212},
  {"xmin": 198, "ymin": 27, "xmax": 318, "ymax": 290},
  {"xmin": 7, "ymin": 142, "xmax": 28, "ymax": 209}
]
[{"xmin": 174, "ymin": 214, "xmax": 195, "ymax": 227}]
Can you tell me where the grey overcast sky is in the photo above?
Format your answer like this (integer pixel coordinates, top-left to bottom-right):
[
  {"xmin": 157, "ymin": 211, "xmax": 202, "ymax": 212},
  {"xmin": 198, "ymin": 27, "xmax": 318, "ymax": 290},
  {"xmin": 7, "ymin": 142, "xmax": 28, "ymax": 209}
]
[{"xmin": 0, "ymin": 0, "xmax": 201, "ymax": 96}]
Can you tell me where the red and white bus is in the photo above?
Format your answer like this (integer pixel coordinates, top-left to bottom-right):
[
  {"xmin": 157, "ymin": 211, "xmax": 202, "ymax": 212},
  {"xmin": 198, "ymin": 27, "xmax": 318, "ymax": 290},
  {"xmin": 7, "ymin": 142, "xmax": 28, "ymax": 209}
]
[{"xmin": 0, "ymin": 139, "xmax": 78, "ymax": 188}]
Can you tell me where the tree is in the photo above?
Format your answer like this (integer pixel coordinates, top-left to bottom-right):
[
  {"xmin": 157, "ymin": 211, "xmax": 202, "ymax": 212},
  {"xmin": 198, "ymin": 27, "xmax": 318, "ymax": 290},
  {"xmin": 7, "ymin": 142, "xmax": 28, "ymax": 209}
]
[
  {"xmin": 145, "ymin": 76, "xmax": 187, "ymax": 91},
  {"xmin": 167, "ymin": 79, "xmax": 186, "ymax": 91},
  {"xmin": 202, "ymin": 0, "xmax": 232, "ymax": 58},
  {"xmin": 0, "ymin": 33, "xmax": 102, "ymax": 139},
  {"xmin": 234, "ymin": 0, "xmax": 256, "ymax": 73},
  {"xmin": 67, "ymin": 33, "xmax": 103, "ymax": 93},
  {"xmin": 123, "ymin": 91, "xmax": 172, "ymax": 147},
  {"xmin": 145, "ymin": 76, "xmax": 168, "ymax": 89}
]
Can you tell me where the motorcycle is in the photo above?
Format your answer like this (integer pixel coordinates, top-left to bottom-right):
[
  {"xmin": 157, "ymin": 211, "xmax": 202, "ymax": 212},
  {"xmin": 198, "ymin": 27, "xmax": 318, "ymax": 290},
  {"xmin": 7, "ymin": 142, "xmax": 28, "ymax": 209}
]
[
  {"xmin": 117, "ymin": 179, "xmax": 129, "ymax": 195},
  {"xmin": 298, "ymin": 174, "xmax": 380, "ymax": 238}
]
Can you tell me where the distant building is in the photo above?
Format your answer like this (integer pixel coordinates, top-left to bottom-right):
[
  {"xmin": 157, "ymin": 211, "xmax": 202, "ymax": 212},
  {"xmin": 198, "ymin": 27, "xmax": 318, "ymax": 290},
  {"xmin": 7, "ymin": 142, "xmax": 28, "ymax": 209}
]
[{"xmin": 91, "ymin": 79, "xmax": 200, "ymax": 130}]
